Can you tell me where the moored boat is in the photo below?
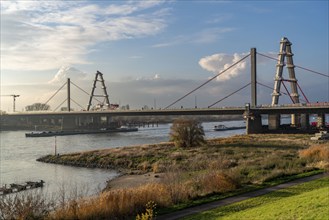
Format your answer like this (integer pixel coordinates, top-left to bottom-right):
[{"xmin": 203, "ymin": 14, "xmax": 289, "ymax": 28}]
[
  {"xmin": 214, "ymin": 124, "xmax": 245, "ymax": 131},
  {"xmin": 0, "ymin": 180, "xmax": 45, "ymax": 195}
]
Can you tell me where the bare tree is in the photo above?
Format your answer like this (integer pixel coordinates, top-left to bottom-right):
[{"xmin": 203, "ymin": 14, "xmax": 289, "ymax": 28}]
[{"xmin": 170, "ymin": 118, "xmax": 205, "ymax": 148}]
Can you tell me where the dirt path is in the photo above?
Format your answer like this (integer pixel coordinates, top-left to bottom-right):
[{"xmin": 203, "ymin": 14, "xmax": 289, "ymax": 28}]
[{"xmin": 157, "ymin": 173, "xmax": 329, "ymax": 220}]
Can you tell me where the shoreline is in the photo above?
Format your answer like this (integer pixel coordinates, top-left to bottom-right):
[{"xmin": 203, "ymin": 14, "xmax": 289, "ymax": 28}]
[{"xmin": 36, "ymin": 134, "xmax": 317, "ymax": 191}]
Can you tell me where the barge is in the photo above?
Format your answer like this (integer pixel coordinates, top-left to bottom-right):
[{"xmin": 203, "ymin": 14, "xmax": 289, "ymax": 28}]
[{"xmin": 25, "ymin": 126, "xmax": 138, "ymax": 137}]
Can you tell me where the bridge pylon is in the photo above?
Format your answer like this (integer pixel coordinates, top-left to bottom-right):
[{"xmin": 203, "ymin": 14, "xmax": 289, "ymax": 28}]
[
  {"xmin": 87, "ymin": 71, "xmax": 111, "ymax": 111},
  {"xmin": 271, "ymin": 37, "xmax": 300, "ymax": 105},
  {"xmin": 271, "ymin": 37, "xmax": 301, "ymax": 127}
]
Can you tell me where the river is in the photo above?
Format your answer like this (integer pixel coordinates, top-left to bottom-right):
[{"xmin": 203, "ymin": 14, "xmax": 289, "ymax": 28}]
[{"xmin": 0, "ymin": 121, "xmax": 247, "ymax": 197}]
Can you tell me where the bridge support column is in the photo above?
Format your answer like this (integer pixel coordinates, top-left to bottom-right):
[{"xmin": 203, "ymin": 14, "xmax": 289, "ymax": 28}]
[
  {"xmin": 62, "ymin": 116, "xmax": 77, "ymax": 130},
  {"xmin": 244, "ymin": 103, "xmax": 262, "ymax": 134},
  {"xmin": 317, "ymin": 113, "xmax": 325, "ymax": 129},
  {"xmin": 245, "ymin": 114, "xmax": 262, "ymax": 134},
  {"xmin": 268, "ymin": 114, "xmax": 280, "ymax": 130},
  {"xmin": 300, "ymin": 114, "xmax": 309, "ymax": 130},
  {"xmin": 291, "ymin": 114, "xmax": 300, "ymax": 127}
]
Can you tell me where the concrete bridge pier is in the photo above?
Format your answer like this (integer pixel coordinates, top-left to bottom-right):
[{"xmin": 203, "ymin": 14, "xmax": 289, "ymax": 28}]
[
  {"xmin": 268, "ymin": 114, "xmax": 280, "ymax": 130},
  {"xmin": 246, "ymin": 114, "xmax": 262, "ymax": 134},
  {"xmin": 300, "ymin": 114, "xmax": 310, "ymax": 130},
  {"xmin": 244, "ymin": 103, "xmax": 262, "ymax": 134},
  {"xmin": 62, "ymin": 116, "xmax": 77, "ymax": 130},
  {"xmin": 317, "ymin": 113, "xmax": 326, "ymax": 129},
  {"xmin": 291, "ymin": 114, "xmax": 301, "ymax": 127}
]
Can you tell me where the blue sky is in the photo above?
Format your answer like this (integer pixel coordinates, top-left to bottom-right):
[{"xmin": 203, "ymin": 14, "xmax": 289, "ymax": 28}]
[{"xmin": 1, "ymin": 0, "xmax": 328, "ymax": 112}]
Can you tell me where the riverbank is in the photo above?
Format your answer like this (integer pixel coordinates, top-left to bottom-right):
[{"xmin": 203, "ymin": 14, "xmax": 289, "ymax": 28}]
[
  {"xmin": 37, "ymin": 133, "xmax": 327, "ymax": 191},
  {"xmin": 7, "ymin": 133, "xmax": 326, "ymax": 219},
  {"xmin": 37, "ymin": 134, "xmax": 313, "ymax": 174}
]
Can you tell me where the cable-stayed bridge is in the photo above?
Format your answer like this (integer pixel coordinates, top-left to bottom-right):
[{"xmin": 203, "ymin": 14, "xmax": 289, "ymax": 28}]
[{"xmin": 1, "ymin": 38, "xmax": 328, "ymax": 134}]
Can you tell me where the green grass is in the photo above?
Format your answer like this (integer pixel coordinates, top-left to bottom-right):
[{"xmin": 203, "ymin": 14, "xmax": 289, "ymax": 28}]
[
  {"xmin": 183, "ymin": 176, "xmax": 329, "ymax": 220},
  {"xmin": 157, "ymin": 169, "xmax": 324, "ymax": 215}
]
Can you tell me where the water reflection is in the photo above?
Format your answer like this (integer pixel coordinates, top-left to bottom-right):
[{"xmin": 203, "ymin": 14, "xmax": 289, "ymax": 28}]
[{"xmin": 0, "ymin": 121, "xmax": 245, "ymax": 196}]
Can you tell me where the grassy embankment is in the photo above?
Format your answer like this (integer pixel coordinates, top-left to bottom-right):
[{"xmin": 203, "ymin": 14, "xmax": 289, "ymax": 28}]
[
  {"xmin": 32, "ymin": 134, "xmax": 329, "ymax": 219},
  {"xmin": 39, "ymin": 134, "xmax": 316, "ymax": 176},
  {"xmin": 184, "ymin": 176, "xmax": 329, "ymax": 220}
]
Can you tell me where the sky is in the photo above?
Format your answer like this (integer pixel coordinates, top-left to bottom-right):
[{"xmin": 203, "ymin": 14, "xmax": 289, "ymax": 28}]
[{"xmin": 1, "ymin": 0, "xmax": 328, "ymax": 112}]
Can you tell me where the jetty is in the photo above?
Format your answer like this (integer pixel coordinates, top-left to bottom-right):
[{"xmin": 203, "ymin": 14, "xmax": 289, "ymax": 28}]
[{"xmin": 0, "ymin": 180, "xmax": 45, "ymax": 195}]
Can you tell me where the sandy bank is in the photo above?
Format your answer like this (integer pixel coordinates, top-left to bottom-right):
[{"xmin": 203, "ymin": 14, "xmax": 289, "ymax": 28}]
[{"xmin": 106, "ymin": 172, "xmax": 164, "ymax": 190}]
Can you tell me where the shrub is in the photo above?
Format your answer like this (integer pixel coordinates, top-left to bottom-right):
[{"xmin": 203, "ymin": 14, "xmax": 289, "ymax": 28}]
[{"xmin": 170, "ymin": 118, "xmax": 205, "ymax": 148}]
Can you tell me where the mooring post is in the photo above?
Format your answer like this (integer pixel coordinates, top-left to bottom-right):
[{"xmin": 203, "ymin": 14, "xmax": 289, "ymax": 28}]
[{"xmin": 54, "ymin": 136, "xmax": 57, "ymax": 156}]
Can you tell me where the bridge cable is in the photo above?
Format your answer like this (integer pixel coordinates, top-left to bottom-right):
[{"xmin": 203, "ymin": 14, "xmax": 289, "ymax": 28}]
[
  {"xmin": 42, "ymin": 82, "xmax": 67, "ymax": 111},
  {"xmin": 257, "ymin": 52, "xmax": 329, "ymax": 78},
  {"xmin": 208, "ymin": 82, "xmax": 251, "ymax": 108},
  {"xmin": 70, "ymin": 98, "xmax": 85, "ymax": 110},
  {"xmin": 70, "ymin": 81, "xmax": 103, "ymax": 104},
  {"xmin": 296, "ymin": 82, "xmax": 310, "ymax": 103},
  {"xmin": 53, "ymin": 98, "xmax": 67, "ymax": 112},
  {"xmin": 281, "ymin": 81, "xmax": 295, "ymax": 104},
  {"xmin": 164, "ymin": 53, "xmax": 251, "ymax": 109},
  {"xmin": 257, "ymin": 81, "xmax": 308, "ymax": 103},
  {"xmin": 281, "ymin": 78, "xmax": 310, "ymax": 103}
]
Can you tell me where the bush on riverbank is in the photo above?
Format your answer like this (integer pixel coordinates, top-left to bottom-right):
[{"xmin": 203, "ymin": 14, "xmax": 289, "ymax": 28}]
[{"xmin": 169, "ymin": 118, "xmax": 205, "ymax": 148}]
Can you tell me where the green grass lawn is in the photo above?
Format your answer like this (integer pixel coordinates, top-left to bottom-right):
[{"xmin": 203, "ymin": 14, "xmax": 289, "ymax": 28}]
[{"xmin": 184, "ymin": 177, "xmax": 329, "ymax": 220}]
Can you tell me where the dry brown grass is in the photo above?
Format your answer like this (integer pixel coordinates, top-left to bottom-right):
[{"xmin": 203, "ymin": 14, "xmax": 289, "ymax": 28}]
[
  {"xmin": 49, "ymin": 169, "xmax": 238, "ymax": 219},
  {"xmin": 299, "ymin": 143, "xmax": 329, "ymax": 170},
  {"xmin": 300, "ymin": 144, "xmax": 329, "ymax": 161},
  {"xmin": 50, "ymin": 183, "xmax": 171, "ymax": 219}
]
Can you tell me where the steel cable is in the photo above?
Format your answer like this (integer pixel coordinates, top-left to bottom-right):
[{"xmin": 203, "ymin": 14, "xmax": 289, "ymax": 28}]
[{"xmin": 164, "ymin": 53, "xmax": 251, "ymax": 109}]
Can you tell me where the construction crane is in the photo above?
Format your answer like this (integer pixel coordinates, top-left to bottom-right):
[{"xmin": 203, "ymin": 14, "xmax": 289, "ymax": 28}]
[{"xmin": 0, "ymin": 94, "xmax": 20, "ymax": 112}]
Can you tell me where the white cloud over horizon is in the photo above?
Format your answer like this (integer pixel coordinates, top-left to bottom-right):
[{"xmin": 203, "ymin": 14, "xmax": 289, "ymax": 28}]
[
  {"xmin": 48, "ymin": 66, "xmax": 88, "ymax": 84},
  {"xmin": 1, "ymin": 65, "xmax": 327, "ymax": 112},
  {"xmin": 1, "ymin": 1, "xmax": 169, "ymax": 71},
  {"xmin": 199, "ymin": 53, "xmax": 249, "ymax": 81}
]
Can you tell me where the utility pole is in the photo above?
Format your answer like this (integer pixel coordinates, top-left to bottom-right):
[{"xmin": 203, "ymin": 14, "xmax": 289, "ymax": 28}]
[{"xmin": 67, "ymin": 78, "xmax": 71, "ymax": 112}]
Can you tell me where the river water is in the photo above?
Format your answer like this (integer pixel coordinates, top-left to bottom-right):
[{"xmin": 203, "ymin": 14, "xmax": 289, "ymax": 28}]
[{"xmin": 0, "ymin": 121, "xmax": 247, "ymax": 197}]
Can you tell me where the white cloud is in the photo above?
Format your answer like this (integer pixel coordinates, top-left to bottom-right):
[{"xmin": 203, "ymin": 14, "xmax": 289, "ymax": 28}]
[
  {"xmin": 199, "ymin": 53, "xmax": 249, "ymax": 81},
  {"xmin": 154, "ymin": 74, "xmax": 161, "ymax": 79},
  {"xmin": 49, "ymin": 66, "xmax": 88, "ymax": 84},
  {"xmin": 1, "ymin": 1, "xmax": 169, "ymax": 71}
]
